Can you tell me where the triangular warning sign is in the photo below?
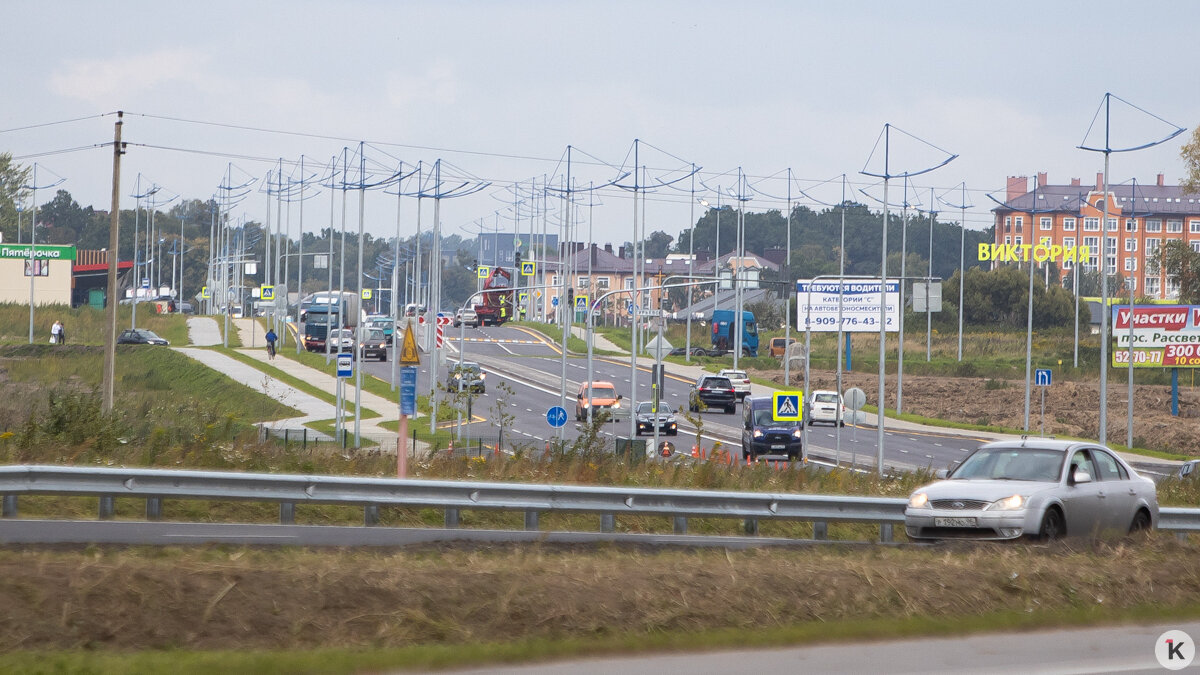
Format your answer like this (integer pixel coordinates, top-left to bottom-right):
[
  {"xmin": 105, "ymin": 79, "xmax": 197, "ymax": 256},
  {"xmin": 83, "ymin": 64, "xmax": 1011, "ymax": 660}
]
[
  {"xmin": 399, "ymin": 324, "xmax": 421, "ymax": 365},
  {"xmin": 777, "ymin": 397, "xmax": 798, "ymax": 416}
]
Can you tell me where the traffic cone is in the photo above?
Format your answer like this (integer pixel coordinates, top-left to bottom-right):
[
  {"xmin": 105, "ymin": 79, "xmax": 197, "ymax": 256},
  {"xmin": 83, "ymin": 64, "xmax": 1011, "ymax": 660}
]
[{"xmin": 691, "ymin": 445, "xmax": 699, "ymax": 458}]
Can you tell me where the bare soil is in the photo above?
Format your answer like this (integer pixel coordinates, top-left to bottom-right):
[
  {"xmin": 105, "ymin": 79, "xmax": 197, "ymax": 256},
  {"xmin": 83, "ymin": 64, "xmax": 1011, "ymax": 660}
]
[
  {"xmin": 752, "ymin": 367, "xmax": 1200, "ymax": 457},
  {"xmin": 0, "ymin": 541, "xmax": 1197, "ymax": 653}
]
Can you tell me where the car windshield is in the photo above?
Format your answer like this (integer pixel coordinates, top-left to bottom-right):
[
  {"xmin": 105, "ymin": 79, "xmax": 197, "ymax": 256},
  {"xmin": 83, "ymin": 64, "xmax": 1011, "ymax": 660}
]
[
  {"xmin": 723, "ymin": 371, "xmax": 747, "ymax": 380},
  {"xmin": 951, "ymin": 447, "xmax": 1066, "ymax": 482},
  {"xmin": 703, "ymin": 377, "xmax": 732, "ymax": 389},
  {"xmin": 752, "ymin": 408, "xmax": 797, "ymax": 427},
  {"xmin": 636, "ymin": 402, "xmax": 672, "ymax": 414},
  {"xmin": 814, "ymin": 393, "xmax": 839, "ymax": 403},
  {"xmin": 367, "ymin": 330, "xmax": 384, "ymax": 341},
  {"xmin": 586, "ymin": 386, "xmax": 617, "ymax": 399},
  {"xmin": 454, "ymin": 363, "xmax": 481, "ymax": 375}
]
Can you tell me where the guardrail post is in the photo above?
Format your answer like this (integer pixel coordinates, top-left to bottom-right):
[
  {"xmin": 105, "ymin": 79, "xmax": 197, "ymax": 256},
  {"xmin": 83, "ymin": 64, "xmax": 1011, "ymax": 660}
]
[
  {"xmin": 673, "ymin": 516, "xmax": 687, "ymax": 535},
  {"xmin": 279, "ymin": 502, "xmax": 295, "ymax": 524},
  {"xmin": 743, "ymin": 518, "xmax": 758, "ymax": 535},
  {"xmin": 880, "ymin": 523, "xmax": 894, "ymax": 543},
  {"xmin": 445, "ymin": 508, "xmax": 460, "ymax": 528},
  {"xmin": 2, "ymin": 495, "xmax": 16, "ymax": 518},
  {"xmin": 601, "ymin": 514, "xmax": 615, "ymax": 533},
  {"xmin": 146, "ymin": 497, "xmax": 162, "ymax": 521},
  {"xmin": 98, "ymin": 496, "xmax": 115, "ymax": 520},
  {"xmin": 364, "ymin": 505, "xmax": 380, "ymax": 526},
  {"xmin": 812, "ymin": 521, "xmax": 828, "ymax": 540},
  {"xmin": 524, "ymin": 510, "xmax": 539, "ymax": 531}
]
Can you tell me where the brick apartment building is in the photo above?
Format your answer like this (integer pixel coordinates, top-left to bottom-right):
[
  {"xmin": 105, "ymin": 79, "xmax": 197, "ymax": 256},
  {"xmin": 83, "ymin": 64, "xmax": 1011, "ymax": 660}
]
[{"xmin": 992, "ymin": 173, "xmax": 1200, "ymax": 298}]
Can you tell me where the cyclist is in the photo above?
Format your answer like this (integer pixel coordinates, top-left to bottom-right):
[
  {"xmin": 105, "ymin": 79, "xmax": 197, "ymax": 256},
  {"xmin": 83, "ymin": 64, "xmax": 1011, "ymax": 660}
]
[{"xmin": 265, "ymin": 328, "xmax": 277, "ymax": 359}]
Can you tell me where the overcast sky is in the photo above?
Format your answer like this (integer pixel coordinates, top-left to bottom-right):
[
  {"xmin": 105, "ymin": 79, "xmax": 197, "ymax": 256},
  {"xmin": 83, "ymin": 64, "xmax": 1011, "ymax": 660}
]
[{"xmin": 3, "ymin": 0, "xmax": 1197, "ymax": 246}]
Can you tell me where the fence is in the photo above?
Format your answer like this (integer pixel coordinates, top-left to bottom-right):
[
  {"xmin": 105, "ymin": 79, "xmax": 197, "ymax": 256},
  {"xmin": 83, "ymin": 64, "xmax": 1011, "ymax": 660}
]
[{"xmin": 0, "ymin": 465, "xmax": 1195, "ymax": 543}]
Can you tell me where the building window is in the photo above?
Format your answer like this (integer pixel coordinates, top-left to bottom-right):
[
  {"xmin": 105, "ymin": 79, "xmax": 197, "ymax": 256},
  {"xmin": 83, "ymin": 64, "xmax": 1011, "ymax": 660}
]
[
  {"xmin": 577, "ymin": 275, "xmax": 589, "ymax": 288},
  {"xmin": 624, "ymin": 277, "xmax": 634, "ymax": 290},
  {"xmin": 1083, "ymin": 217, "xmax": 1100, "ymax": 231},
  {"xmin": 1191, "ymin": 220, "xmax": 1200, "ymax": 234},
  {"xmin": 1107, "ymin": 218, "xmax": 1118, "ymax": 232},
  {"xmin": 1128, "ymin": 278, "xmax": 1138, "ymax": 292},
  {"xmin": 1192, "ymin": 242, "xmax": 1200, "ymax": 254},
  {"xmin": 596, "ymin": 277, "xmax": 610, "ymax": 290},
  {"xmin": 1004, "ymin": 216, "xmax": 1011, "ymax": 232},
  {"xmin": 1126, "ymin": 219, "xmax": 1138, "ymax": 232},
  {"xmin": 1014, "ymin": 216, "xmax": 1024, "ymax": 230},
  {"xmin": 550, "ymin": 275, "xmax": 559, "ymax": 286},
  {"xmin": 1014, "ymin": 236, "xmax": 1022, "ymax": 247},
  {"xmin": 1168, "ymin": 219, "xmax": 1184, "ymax": 233},
  {"xmin": 1083, "ymin": 237, "xmax": 1099, "ymax": 268},
  {"xmin": 1125, "ymin": 239, "xmax": 1137, "ymax": 252},
  {"xmin": 1063, "ymin": 217, "xmax": 1076, "ymax": 231},
  {"xmin": 1004, "ymin": 236, "xmax": 1011, "ymax": 245},
  {"xmin": 1125, "ymin": 258, "xmax": 1137, "ymax": 272},
  {"xmin": 1062, "ymin": 237, "xmax": 1075, "ymax": 269},
  {"xmin": 1147, "ymin": 219, "xmax": 1162, "ymax": 232},
  {"xmin": 1040, "ymin": 217, "xmax": 1052, "ymax": 231},
  {"xmin": 1145, "ymin": 277, "xmax": 1160, "ymax": 296},
  {"xmin": 1168, "ymin": 277, "xmax": 1181, "ymax": 297}
]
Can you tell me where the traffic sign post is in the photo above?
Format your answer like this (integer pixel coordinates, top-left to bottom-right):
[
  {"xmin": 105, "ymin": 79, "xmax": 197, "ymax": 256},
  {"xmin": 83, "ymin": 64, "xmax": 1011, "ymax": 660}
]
[
  {"xmin": 546, "ymin": 406, "xmax": 568, "ymax": 428},
  {"xmin": 1035, "ymin": 369, "xmax": 1052, "ymax": 437},
  {"xmin": 398, "ymin": 365, "xmax": 417, "ymax": 478}
]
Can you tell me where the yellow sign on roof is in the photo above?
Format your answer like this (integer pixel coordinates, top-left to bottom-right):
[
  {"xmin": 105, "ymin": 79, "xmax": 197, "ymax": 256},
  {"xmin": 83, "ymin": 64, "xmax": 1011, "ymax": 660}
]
[{"xmin": 399, "ymin": 324, "xmax": 421, "ymax": 365}]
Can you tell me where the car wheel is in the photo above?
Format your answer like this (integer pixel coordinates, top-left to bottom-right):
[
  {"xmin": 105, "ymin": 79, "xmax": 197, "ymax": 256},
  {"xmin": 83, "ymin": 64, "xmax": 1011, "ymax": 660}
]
[
  {"xmin": 838, "ymin": 420, "xmax": 845, "ymax": 427},
  {"xmin": 1128, "ymin": 509, "xmax": 1152, "ymax": 535},
  {"xmin": 1037, "ymin": 507, "xmax": 1065, "ymax": 542},
  {"xmin": 725, "ymin": 405, "xmax": 735, "ymax": 414}
]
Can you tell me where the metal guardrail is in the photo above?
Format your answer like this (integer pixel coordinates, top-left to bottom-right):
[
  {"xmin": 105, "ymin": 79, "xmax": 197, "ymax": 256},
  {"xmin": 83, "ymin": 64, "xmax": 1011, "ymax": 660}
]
[
  {"xmin": 0, "ymin": 465, "xmax": 1195, "ymax": 543},
  {"xmin": 0, "ymin": 465, "xmax": 905, "ymax": 541}
]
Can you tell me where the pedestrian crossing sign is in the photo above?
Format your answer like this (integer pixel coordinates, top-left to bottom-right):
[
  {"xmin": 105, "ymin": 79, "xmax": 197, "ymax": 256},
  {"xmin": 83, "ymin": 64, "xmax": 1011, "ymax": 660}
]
[
  {"xmin": 519, "ymin": 291, "xmax": 529, "ymax": 303},
  {"xmin": 361, "ymin": 289, "xmax": 372, "ymax": 300},
  {"xmin": 477, "ymin": 265, "xmax": 491, "ymax": 279},
  {"xmin": 773, "ymin": 391, "xmax": 803, "ymax": 422},
  {"xmin": 574, "ymin": 294, "xmax": 588, "ymax": 311},
  {"xmin": 521, "ymin": 261, "xmax": 535, "ymax": 276},
  {"xmin": 200, "ymin": 286, "xmax": 210, "ymax": 299},
  {"xmin": 260, "ymin": 285, "xmax": 274, "ymax": 301}
]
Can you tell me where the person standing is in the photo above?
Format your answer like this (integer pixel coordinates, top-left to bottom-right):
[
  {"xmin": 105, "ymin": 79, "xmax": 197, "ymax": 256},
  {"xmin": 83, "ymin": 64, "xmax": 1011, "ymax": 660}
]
[
  {"xmin": 50, "ymin": 320, "xmax": 64, "ymax": 345},
  {"xmin": 265, "ymin": 328, "xmax": 277, "ymax": 359}
]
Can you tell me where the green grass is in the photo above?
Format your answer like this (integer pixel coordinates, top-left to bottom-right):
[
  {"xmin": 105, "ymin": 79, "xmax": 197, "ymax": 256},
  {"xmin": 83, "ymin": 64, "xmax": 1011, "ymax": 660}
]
[
  {"xmin": 0, "ymin": 301, "xmax": 191, "ymax": 346},
  {"xmin": 215, "ymin": 347, "xmax": 382, "ymax": 420}
]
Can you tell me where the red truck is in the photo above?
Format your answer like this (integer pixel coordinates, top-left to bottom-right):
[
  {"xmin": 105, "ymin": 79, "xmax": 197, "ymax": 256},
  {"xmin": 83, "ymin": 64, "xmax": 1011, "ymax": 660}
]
[{"xmin": 473, "ymin": 266, "xmax": 515, "ymax": 326}]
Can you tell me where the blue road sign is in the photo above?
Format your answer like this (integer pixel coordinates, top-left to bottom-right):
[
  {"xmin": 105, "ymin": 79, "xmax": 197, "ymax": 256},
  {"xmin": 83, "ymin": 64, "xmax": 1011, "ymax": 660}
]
[
  {"xmin": 627, "ymin": 301, "xmax": 634, "ymax": 314},
  {"xmin": 772, "ymin": 391, "xmax": 803, "ymax": 422},
  {"xmin": 141, "ymin": 278, "xmax": 150, "ymax": 289},
  {"xmin": 551, "ymin": 296, "xmax": 559, "ymax": 307},
  {"xmin": 400, "ymin": 366, "xmax": 417, "ymax": 416},
  {"xmin": 336, "ymin": 354, "xmax": 353, "ymax": 378},
  {"xmin": 1035, "ymin": 368, "xmax": 1052, "ymax": 387},
  {"xmin": 547, "ymin": 405, "xmax": 568, "ymax": 428}
]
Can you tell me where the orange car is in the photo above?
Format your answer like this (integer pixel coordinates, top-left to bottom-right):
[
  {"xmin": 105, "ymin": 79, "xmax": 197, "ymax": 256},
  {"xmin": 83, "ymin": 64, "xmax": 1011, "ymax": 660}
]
[{"xmin": 576, "ymin": 381, "xmax": 622, "ymax": 421}]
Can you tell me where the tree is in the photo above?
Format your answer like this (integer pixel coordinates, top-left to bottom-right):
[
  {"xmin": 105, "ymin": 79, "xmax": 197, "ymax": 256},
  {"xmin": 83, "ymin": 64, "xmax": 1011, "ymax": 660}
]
[
  {"xmin": 0, "ymin": 153, "xmax": 31, "ymax": 243},
  {"xmin": 1182, "ymin": 126, "xmax": 1200, "ymax": 195},
  {"xmin": 642, "ymin": 230, "xmax": 674, "ymax": 259},
  {"xmin": 1156, "ymin": 239, "xmax": 1200, "ymax": 303}
]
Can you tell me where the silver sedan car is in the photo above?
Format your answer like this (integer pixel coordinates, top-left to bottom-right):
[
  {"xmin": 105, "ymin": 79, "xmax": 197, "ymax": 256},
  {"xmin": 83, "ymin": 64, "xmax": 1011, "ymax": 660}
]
[{"xmin": 905, "ymin": 439, "xmax": 1157, "ymax": 541}]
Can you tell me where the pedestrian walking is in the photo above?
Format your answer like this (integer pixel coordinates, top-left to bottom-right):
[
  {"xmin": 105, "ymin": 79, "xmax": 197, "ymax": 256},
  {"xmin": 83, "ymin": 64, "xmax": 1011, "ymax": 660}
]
[
  {"xmin": 265, "ymin": 328, "xmax": 277, "ymax": 359},
  {"xmin": 50, "ymin": 320, "xmax": 65, "ymax": 345}
]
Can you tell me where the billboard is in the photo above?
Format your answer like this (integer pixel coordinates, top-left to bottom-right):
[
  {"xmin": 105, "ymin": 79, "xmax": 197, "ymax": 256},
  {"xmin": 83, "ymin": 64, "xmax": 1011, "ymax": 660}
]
[
  {"xmin": 796, "ymin": 279, "xmax": 899, "ymax": 332},
  {"xmin": 1111, "ymin": 305, "xmax": 1200, "ymax": 368}
]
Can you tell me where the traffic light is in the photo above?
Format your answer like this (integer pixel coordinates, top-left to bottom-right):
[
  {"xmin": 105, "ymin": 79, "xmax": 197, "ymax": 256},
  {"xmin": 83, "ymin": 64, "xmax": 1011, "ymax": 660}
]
[
  {"xmin": 567, "ymin": 287, "xmax": 575, "ymax": 307},
  {"xmin": 514, "ymin": 251, "xmax": 522, "ymax": 268},
  {"xmin": 472, "ymin": 258, "xmax": 479, "ymax": 271}
]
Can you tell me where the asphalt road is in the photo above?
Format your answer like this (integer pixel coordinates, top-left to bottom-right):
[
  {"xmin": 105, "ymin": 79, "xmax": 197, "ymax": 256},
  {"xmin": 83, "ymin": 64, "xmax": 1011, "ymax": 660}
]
[
  {"xmin": 350, "ymin": 324, "xmax": 985, "ymax": 471},
  {"xmin": 441, "ymin": 620, "xmax": 1200, "ymax": 674}
]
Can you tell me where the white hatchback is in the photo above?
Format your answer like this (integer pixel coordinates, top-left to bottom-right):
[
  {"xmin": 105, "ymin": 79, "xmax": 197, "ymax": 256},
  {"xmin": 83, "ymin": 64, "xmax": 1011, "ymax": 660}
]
[
  {"xmin": 808, "ymin": 390, "xmax": 845, "ymax": 426},
  {"xmin": 718, "ymin": 369, "xmax": 751, "ymax": 400}
]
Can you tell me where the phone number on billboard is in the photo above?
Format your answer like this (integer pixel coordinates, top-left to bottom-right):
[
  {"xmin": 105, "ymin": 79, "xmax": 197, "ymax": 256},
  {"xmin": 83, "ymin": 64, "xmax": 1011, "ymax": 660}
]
[{"xmin": 1112, "ymin": 346, "xmax": 1200, "ymax": 367}]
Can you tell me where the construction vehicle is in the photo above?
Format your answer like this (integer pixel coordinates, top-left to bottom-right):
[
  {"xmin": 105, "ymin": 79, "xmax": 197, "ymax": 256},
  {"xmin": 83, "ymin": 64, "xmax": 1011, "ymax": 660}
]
[{"xmin": 473, "ymin": 266, "xmax": 515, "ymax": 326}]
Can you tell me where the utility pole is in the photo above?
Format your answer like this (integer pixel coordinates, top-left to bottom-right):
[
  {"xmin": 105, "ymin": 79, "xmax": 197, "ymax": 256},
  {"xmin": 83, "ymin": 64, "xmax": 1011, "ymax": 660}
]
[{"xmin": 103, "ymin": 112, "xmax": 124, "ymax": 415}]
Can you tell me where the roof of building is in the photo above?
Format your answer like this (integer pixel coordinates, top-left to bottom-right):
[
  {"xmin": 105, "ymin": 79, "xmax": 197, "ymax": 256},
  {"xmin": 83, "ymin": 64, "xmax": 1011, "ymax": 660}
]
[{"xmin": 997, "ymin": 183, "xmax": 1200, "ymax": 217}]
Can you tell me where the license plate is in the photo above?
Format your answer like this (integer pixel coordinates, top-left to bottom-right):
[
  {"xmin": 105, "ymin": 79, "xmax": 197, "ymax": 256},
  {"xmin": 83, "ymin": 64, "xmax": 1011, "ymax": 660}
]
[
  {"xmin": 770, "ymin": 444, "xmax": 785, "ymax": 450},
  {"xmin": 934, "ymin": 517, "xmax": 977, "ymax": 527}
]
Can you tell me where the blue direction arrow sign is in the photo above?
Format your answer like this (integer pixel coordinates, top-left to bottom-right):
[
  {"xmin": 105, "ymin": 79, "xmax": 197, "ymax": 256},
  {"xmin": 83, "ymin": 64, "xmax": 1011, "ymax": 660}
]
[
  {"xmin": 551, "ymin": 296, "xmax": 559, "ymax": 307},
  {"xmin": 400, "ymin": 366, "xmax": 417, "ymax": 416},
  {"xmin": 1035, "ymin": 368, "xmax": 1052, "ymax": 387},
  {"xmin": 546, "ymin": 406, "xmax": 568, "ymax": 428}
]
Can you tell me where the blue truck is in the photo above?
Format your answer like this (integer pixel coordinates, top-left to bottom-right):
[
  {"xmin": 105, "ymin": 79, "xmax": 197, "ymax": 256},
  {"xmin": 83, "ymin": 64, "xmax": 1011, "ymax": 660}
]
[{"xmin": 710, "ymin": 309, "xmax": 758, "ymax": 357}]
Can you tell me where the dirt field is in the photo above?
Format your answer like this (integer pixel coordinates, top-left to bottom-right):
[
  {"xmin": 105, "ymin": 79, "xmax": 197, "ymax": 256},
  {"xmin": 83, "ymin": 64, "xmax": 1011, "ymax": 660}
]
[{"xmin": 752, "ymin": 367, "xmax": 1200, "ymax": 457}]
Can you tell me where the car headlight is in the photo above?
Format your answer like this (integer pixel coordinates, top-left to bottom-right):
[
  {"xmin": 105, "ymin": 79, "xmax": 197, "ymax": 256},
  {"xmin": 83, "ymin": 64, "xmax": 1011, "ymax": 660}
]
[
  {"xmin": 752, "ymin": 429, "xmax": 763, "ymax": 438},
  {"xmin": 908, "ymin": 492, "xmax": 929, "ymax": 509},
  {"xmin": 792, "ymin": 428, "xmax": 802, "ymax": 438},
  {"xmin": 985, "ymin": 494, "xmax": 1026, "ymax": 511}
]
